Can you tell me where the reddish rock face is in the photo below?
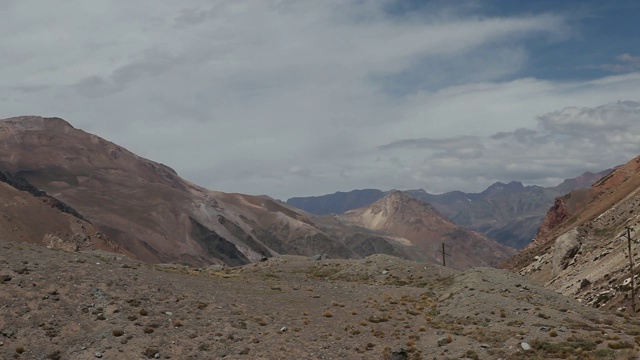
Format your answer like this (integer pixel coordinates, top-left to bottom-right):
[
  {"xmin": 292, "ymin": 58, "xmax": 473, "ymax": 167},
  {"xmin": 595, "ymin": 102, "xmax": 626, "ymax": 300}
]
[{"xmin": 534, "ymin": 196, "xmax": 572, "ymax": 242}]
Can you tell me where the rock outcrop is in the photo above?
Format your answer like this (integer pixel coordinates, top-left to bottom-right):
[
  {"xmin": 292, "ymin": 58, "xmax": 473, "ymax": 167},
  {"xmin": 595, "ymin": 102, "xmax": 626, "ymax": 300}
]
[{"xmin": 551, "ymin": 228, "xmax": 581, "ymax": 276}]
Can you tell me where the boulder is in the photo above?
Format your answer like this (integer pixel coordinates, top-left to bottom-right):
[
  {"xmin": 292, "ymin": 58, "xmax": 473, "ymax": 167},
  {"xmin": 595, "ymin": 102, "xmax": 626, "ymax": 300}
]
[{"xmin": 552, "ymin": 228, "xmax": 581, "ymax": 276}]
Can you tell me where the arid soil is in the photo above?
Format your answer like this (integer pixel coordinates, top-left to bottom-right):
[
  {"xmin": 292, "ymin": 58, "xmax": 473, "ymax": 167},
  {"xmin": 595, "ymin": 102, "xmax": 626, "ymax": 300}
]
[{"xmin": 2, "ymin": 239, "xmax": 639, "ymax": 359}]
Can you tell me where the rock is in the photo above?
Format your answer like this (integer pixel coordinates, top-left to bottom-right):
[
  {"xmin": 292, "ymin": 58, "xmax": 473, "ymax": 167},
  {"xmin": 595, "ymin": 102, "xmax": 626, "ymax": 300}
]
[
  {"xmin": 521, "ymin": 342, "xmax": 531, "ymax": 351},
  {"xmin": 540, "ymin": 326, "xmax": 550, "ymax": 332},
  {"xmin": 558, "ymin": 326, "xmax": 568, "ymax": 332},
  {"xmin": 479, "ymin": 343, "xmax": 490, "ymax": 348},
  {"xmin": 580, "ymin": 278, "xmax": 591, "ymax": 289},
  {"xmin": 280, "ymin": 326, "xmax": 288, "ymax": 332},
  {"xmin": 437, "ymin": 336, "xmax": 452, "ymax": 346},
  {"xmin": 13, "ymin": 267, "xmax": 29, "ymax": 275},
  {"xmin": 390, "ymin": 348, "xmax": 408, "ymax": 360},
  {"xmin": 0, "ymin": 274, "xmax": 11, "ymax": 282},
  {"xmin": 552, "ymin": 228, "xmax": 581, "ymax": 276},
  {"xmin": 381, "ymin": 270, "xmax": 389, "ymax": 275},
  {"xmin": 310, "ymin": 254, "xmax": 323, "ymax": 261},
  {"xmin": 94, "ymin": 352, "xmax": 103, "ymax": 358},
  {"xmin": 206, "ymin": 264, "xmax": 225, "ymax": 272}
]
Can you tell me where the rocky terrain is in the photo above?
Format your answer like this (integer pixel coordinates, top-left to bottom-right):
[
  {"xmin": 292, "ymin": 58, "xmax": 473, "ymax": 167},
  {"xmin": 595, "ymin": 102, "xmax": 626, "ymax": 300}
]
[
  {"xmin": 0, "ymin": 116, "xmax": 510, "ymax": 270},
  {"xmin": 503, "ymin": 155, "xmax": 640, "ymax": 314},
  {"xmin": 2, "ymin": 237, "xmax": 640, "ymax": 360}
]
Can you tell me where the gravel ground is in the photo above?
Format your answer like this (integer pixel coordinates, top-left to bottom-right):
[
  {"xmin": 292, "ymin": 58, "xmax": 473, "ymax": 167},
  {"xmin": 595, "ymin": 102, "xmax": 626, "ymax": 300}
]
[{"xmin": 1, "ymin": 240, "xmax": 639, "ymax": 359}]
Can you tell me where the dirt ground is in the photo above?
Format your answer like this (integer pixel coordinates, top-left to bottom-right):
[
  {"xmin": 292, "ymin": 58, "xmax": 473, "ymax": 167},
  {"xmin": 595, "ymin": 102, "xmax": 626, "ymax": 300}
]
[{"xmin": 1, "ymin": 239, "xmax": 639, "ymax": 359}]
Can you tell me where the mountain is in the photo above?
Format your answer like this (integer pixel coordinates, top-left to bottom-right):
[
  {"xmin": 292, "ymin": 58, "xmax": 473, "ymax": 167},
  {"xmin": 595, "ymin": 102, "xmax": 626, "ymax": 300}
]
[
  {"xmin": 409, "ymin": 174, "xmax": 611, "ymax": 249},
  {"xmin": 0, "ymin": 116, "xmax": 511, "ymax": 269},
  {"xmin": 501, "ymin": 155, "xmax": 640, "ymax": 312},
  {"xmin": 0, "ymin": 116, "xmax": 384, "ymax": 266},
  {"xmin": 287, "ymin": 189, "xmax": 387, "ymax": 215},
  {"xmin": 287, "ymin": 172, "xmax": 610, "ymax": 250},
  {"xmin": 335, "ymin": 191, "xmax": 516, "ymax": 269}
]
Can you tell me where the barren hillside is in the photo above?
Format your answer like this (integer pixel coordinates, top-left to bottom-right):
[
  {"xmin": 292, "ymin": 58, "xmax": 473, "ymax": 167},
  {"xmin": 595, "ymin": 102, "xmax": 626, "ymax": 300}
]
[{"xmin": 503, "ymin": 155, "xmax": 640, "ymax": 313}]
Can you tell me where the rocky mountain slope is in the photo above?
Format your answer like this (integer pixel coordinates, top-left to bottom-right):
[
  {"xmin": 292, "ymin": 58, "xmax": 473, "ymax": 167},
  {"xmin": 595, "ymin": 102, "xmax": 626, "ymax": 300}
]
[
  {"xmin": 335, "ymin": 191, "xmax": 516, "ymax": 270},
  {"xmin": 2, "ymin": 237, "xmax": 639, "ymax": 359},
  {"xmin": 287, "ymin": 172, "xmax": 610, "ymax": 250},
  {"xmin": 502, "ymin": 155, "xmax": 640, "ymax": 313},
  {"xmin": 0, "ymin": 116, "xmax": 510, "ymax": 270},
  {"xmin": 0, "ymin": 173, "xmax": 121, "ymax": 254}
]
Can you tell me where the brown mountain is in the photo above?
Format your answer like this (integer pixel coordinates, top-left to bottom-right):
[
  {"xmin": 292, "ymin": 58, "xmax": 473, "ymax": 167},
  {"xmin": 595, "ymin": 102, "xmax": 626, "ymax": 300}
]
[
  {"xmin": 336, "ymin": 191, "xmax": 516, "ymax": 270},
  {"xmin": 0, "ymin": 116, "xmax": 373, "ymax": 266},
  {"xmin": 1, "ymin": 116, "xmax": 512, "ymax": 269},
  {"xmin": 502, "ymin": 155, "xmax": 640, "ymax": 312}
]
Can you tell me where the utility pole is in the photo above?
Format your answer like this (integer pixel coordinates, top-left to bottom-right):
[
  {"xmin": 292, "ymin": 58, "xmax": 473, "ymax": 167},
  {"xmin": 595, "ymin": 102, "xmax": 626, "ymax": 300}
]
[
  {"xmin": 438, "ymin": 243, "xmax": 451, "ymax": 267},
  {"xmin": 621, "ymin": 226, "xmax": 637, "ymax": 314}
]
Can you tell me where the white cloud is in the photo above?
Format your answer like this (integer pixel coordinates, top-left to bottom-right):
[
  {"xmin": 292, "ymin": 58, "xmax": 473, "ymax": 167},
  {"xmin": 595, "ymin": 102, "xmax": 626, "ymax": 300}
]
[
  {"xmin": 0, "ymin": 1, "xmax": 639, "ymax": 198},
  {"xmin": 595, "ymin": 53, "xmax": 640, "ymax": 72},
  {"xmin": 379, "ymin": 101, "xmax": 640, "ymax": 193}
]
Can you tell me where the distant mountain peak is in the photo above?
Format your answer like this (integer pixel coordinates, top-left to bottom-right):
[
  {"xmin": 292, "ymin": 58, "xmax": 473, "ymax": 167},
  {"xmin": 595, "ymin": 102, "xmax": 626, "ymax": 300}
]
[
  {"xmin": 484, "ymin": 181, "xmax": 525, "ymax": 194},
  {"xmin": 365, "ymin": 190, "xmax": 438, "ymax": 217},
  {"xmin": 339, "ymin": 188, "xmax": 515, "ymax": 270}
]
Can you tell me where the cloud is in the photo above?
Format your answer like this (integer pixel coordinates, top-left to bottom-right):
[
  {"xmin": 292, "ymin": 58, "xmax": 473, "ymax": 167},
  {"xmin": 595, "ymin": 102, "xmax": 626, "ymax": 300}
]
[
  {"xmin": 378, "ymin": 101, "xmax": 640, "ymax": 192},
  {"xmin": 0, "ymin": 1, "xmax": 639, "ymax": 198},
  {"xmin": 589, "ymin": 53, "xmax": 640, "ymax": 72},
  {"xmin": 538, "ymin": 101, "xmax": 640, "ymax": 133}
]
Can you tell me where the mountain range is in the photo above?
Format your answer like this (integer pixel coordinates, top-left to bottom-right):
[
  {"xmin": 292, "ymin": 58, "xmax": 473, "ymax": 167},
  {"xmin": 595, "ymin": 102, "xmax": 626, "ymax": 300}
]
[
  {"xmin": 287, "ymin": 172, "xmax": 610, "ymax": 249},
  {"xmin": 0, "ymin": 116, "xmax": 513, "ymax": 270}
]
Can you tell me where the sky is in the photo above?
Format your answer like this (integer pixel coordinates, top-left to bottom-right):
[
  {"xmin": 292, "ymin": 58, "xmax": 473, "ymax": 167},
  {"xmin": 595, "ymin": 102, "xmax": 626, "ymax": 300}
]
[{"xmin": 2, "ymin": 0, "xmax": 640, "ymax": 200}]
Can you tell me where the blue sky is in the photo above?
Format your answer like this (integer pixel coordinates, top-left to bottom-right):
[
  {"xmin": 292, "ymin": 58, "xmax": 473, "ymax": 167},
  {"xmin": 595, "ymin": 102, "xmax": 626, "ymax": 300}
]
[{"xmin": 1, "ymin": 0, "xmax": 639, "ymax": 199}]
